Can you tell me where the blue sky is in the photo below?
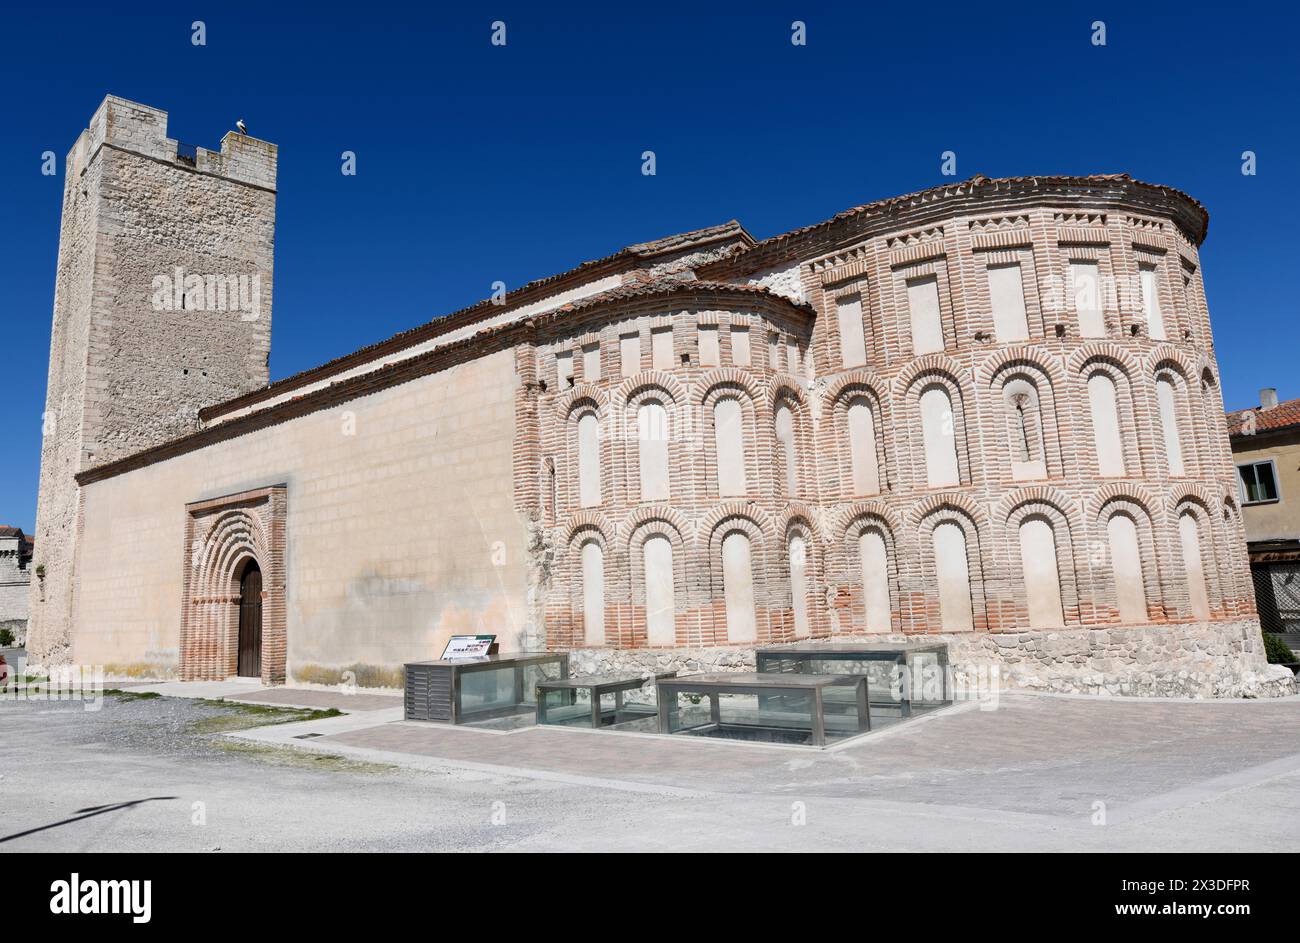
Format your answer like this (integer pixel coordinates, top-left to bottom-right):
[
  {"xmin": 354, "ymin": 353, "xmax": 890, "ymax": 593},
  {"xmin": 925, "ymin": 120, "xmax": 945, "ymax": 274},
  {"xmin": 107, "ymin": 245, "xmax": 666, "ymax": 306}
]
[{"xmin": 1, "ymin": 1, "xmax": 1297, "ymax": 529}]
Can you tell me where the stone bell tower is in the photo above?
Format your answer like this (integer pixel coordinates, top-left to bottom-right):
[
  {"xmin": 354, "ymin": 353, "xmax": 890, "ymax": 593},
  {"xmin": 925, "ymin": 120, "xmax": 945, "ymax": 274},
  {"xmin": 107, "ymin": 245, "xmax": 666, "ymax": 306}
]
[{"xmin": 28, "ymin": 95, "xmax": 277, "ymax": 667}]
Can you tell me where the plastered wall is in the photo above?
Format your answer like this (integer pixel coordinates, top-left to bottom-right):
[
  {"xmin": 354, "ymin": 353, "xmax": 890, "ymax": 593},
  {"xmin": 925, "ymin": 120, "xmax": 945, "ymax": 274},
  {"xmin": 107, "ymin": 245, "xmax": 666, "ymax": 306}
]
[{"xmin": 72, "ymin": 350, "xmax": 526, "ymax": 682}]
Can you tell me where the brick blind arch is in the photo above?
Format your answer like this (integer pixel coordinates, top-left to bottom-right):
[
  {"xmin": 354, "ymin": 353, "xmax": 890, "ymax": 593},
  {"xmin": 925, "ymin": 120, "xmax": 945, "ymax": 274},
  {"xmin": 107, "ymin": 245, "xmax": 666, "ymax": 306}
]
[
  {"xmin": 842, "ymin": 514, "xmax": 898, "ymax": 634},
  {"xmin": 1078, "ymin": 358, "xmax": 1142, "ymax": 478},
  {"xmin": 626, "ymin": 515, "xmax": 688, "ymax": 647},
  {"xmin": 1095, "ymin": 495, "xmax": 1165, "ymax": 624},
  {"xmin": 781, "ymin": 518, "xmax": 817, "ymax": 640}
]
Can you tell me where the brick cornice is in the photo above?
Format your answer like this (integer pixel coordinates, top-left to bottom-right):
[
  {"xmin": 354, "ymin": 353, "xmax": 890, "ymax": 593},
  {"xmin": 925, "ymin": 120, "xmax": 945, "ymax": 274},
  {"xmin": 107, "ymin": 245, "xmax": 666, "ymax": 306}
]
[{"xmin": 698, "ymin": 174, "xmax": 1210, "ymax": 282}]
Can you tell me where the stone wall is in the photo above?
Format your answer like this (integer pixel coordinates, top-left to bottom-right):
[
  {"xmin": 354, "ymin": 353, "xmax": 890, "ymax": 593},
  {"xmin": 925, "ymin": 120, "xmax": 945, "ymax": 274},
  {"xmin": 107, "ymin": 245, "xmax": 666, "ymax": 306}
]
[
  {"xmin": 946, "ymin": 620, "xmax": 1293, "ymax": 698},
  {"xmin": 0, "ymin": 583, "xmax": 28, "ymax": 627},
  {"xmin": 28, "ymin": 135, "xmax": 101, "ymax": 668},
  {"xmin": 567, "ymin": 621, "xmax": 1294, "ymax": 700}
]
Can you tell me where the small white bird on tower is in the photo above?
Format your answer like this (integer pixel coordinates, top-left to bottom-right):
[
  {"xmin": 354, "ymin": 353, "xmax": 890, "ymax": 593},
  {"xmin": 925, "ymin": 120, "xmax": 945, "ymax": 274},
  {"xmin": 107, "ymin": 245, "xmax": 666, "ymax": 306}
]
[{"xmin": 235, "ymin": 118, "xmax": 247, "ymax": 135}]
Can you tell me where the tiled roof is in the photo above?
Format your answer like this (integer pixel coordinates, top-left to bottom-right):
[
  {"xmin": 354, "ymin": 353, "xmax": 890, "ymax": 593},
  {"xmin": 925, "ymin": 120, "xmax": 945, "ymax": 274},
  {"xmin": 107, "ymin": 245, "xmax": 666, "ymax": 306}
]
[
  {"xmin": 1227, "ymin": 397, "xmax": 1300, "ymax": 437},
  {"xmin": 0, "ymin": 526, "xmax": 25, "ymax": 538},
  {"xmin": 699, "ymin": 173, "xmax": 1209, "ymax": 279},
  {"xmin": 198, "ymin": 220, "xmax": 753, "ymax": 422},
  {"xmin": 624, "ymin": 220, "xmax": 753, "ymax": 258},
  {"xmin": 766, "ymin": 173, "xmax": 1207, "ymax": 245},
  {"xmin": 202, "ymin": 174, "xmax": 1204, "ymax": 427},
  {"xmin": 545, "ymin": 278, "xmax": 812, "ymax": 320},
  {"xmin": 77, "ymin": 279, "xmax": 808, "ymax": 487}
]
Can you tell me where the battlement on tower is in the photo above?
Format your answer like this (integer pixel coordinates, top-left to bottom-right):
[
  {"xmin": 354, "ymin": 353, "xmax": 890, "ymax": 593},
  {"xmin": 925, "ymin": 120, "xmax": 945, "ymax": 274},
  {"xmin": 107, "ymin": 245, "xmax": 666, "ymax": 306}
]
[{"xmin": 68, "ymin": 94, "xmax": 277, "ymax": 191}]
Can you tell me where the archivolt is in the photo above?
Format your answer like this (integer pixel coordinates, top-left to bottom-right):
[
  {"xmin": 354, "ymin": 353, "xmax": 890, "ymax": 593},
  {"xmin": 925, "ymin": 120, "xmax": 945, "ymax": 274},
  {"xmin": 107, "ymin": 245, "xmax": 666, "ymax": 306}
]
[
  {"xmin": 617, "ymin": 504, "xmax": 693, "ymax": 545},
  {"xmin": 823, "ymin": 367, "xmax": 888, "ymax": 405},
  {"xmin": 695, "ymin": 367, "xmax": 761, "ymax": 404},
  {"xmin": 1067, "ymin": 341, "xmax": 1141, "ymax": 377},
  {"xmin": 906, "ymin": 491, "xmax": 989, "ymax": 530},
  {"xmin": 191, "ymin": 509, "xmax": 270, "ymax": 602},
  {"xmin": 767, "ymin": 374, "xmax": 808, "ymax": 410},
  {"xmin": 555, "ymin": 383, "xmax": 609, "ymax": 418},
  {"xmin": 892, "ymin": 353, "xmax": 970, "ymax": 398},
  {"xmin": 976, "ymin": 345, "xmax": 1065, "ymax": 387},
  {"xmin": 563, "ymin": 510, "xmax": 616, "ymax": 546},
  {"xmin": 1088, "ymin": 482, "xmax": 1159, "ymax": 520},
  {"xmin": 614, "ymin": 370, "xmax": 685, "ymax": 408}
]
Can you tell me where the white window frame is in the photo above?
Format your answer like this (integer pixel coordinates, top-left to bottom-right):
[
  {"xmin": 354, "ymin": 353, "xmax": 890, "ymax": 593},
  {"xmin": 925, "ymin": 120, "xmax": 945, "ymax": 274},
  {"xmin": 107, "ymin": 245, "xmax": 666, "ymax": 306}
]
[{"xmin": 1237, "ymin": 459, "xmax": 1281, "ymax": 506}]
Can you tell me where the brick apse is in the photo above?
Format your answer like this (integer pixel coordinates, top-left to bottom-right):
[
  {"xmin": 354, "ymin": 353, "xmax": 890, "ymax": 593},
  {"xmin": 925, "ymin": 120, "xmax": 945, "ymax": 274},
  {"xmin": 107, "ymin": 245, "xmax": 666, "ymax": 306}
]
[{"xmin": 29, "ymin": 96, "xmax": 1292, "ymax": 697}]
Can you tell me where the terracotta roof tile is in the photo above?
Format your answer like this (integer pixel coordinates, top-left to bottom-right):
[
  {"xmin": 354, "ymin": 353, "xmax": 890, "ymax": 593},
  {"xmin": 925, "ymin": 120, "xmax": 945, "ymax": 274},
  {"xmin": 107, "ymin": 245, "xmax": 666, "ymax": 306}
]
[
  {"xmin": 198, "ymin": 221, "xmax": 753, "ymax": 422},
  {"xmin": 78, "ymin": 279, "xmax": 810, "ymax": 486},
  {"xmin": 699, "ymin": 173, "xmax": 1209, "ymax": 279},
  {"xmin": 1227, "ymin": 397, "xmax": 1300, "ymax": 437},
  {"xmin": 546, "ymin": 278, "xmax": 812, "ymax": 320},
  {"xmin": 623, "ymin": 220, "xmax": 753, "ymax": 257}
]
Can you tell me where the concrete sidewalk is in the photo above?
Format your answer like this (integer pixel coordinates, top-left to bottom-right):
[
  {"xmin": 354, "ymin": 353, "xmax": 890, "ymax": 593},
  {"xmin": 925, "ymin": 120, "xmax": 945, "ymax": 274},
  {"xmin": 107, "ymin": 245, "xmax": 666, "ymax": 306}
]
[{"xmin": 126, "ymin": 679, "xmax": 402, "ymax": 714}]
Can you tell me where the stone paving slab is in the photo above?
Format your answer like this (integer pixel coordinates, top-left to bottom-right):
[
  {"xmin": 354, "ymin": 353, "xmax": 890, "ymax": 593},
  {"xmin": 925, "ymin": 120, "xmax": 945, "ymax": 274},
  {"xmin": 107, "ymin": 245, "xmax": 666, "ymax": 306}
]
[
  {"xmin": 327, "ymin": 720, "xmax": 789, "ymax": 779},
  {"xmin": 307, "ymin": 693, "xmax": 1300, "ymax": 822}
]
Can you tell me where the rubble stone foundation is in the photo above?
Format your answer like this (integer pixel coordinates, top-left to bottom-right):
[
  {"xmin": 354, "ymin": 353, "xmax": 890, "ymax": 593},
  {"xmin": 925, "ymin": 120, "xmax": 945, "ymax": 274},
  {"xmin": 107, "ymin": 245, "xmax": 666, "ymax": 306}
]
[{"xmin": 568, "ymin": 620, "xmax": 1295, "ymax": 699}]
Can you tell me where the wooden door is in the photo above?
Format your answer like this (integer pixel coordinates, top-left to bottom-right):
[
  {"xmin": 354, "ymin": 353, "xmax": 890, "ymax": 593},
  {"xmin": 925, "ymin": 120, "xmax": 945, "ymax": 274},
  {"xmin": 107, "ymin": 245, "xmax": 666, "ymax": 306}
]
[{"xmin": 237, "ymin": 562, "xmax": 263, "ymax": 678}]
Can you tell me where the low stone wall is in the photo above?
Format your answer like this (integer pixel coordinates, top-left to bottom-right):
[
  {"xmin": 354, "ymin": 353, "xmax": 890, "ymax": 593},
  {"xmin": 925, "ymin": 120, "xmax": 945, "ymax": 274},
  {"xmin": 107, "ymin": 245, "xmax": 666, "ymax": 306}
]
[
  {"xmin": 565, "ymin": 619, "xmax": 1296, "ymax": 700},
  {"xmin": 947, "ymin": 619, "xmax": 1295, "ymax": 698},
  {"xmin": 568, "ymin": 645, "xmax": 755, "ymax": 678}
]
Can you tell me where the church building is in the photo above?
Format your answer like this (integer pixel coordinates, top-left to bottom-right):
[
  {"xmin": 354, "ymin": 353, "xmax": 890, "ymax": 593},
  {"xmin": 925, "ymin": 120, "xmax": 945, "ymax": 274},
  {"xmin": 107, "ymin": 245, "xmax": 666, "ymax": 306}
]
[{"xmin": 27, "ymin": 96, "xmax": 1287, "ymax": 697}]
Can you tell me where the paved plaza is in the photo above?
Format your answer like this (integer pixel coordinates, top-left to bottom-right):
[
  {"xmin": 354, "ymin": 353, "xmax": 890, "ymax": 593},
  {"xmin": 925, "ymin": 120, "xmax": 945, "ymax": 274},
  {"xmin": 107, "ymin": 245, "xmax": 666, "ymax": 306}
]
[{"xmin": 3, "ymin": 685, "xmax": 1299, "ymax": 851}]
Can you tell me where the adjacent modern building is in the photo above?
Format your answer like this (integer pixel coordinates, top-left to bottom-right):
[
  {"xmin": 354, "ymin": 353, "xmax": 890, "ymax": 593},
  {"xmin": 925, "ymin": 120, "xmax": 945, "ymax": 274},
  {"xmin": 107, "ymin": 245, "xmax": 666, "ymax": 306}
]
[
  {"xmin": 26, "ymin": 95, "xmax": 1291, "ymax": 697},
  {"xmin": 1228, "ymin": 390, "xmax": 1300, "ymax": 640}
]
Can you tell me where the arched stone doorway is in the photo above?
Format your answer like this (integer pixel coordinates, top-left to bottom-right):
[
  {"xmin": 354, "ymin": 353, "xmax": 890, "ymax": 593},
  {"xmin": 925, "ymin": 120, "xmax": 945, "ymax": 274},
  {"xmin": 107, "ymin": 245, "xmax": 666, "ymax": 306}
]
[{"xmin": 180, "ymin": 486, "xmax": 287, "ymax": 683}]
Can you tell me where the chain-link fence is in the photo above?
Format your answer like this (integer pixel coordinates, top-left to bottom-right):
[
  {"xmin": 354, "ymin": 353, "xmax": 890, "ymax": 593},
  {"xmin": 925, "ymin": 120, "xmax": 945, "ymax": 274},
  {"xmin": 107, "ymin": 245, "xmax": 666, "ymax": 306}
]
[{"xmin": 1252, "ymin": 562, "xmax": 1300, "ymax": 635}]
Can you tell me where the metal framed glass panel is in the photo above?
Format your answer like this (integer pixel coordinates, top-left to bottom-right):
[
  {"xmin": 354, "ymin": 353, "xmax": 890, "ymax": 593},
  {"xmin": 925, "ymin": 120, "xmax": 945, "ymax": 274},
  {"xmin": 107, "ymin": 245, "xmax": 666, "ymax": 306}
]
[
  {"xmin": 404, "ymin": 653, "xmax": 569, "ymax": 724},
  {"xmin": 754, "ymin": 642, "xmax": 951, "ymax": 724},
  {"xmin": 536, "ymin": 672, "xmax": 673, "ymax": 730},
  {"xmin": 655, "ymin": 673, "xmax": 869, "ymax": 747}
]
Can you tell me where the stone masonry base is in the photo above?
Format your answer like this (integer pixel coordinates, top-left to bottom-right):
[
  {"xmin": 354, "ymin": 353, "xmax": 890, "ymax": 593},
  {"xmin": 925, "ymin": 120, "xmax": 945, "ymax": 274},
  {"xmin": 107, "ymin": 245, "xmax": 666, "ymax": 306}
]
[{"xmin": 567, "ymin": 619, "xmax": 1296, "ymax": 700}]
